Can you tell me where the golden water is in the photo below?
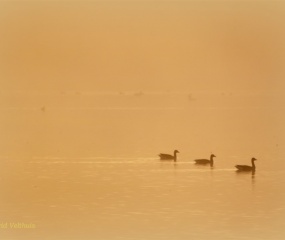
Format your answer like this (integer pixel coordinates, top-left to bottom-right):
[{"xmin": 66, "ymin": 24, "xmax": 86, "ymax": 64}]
[{"xmin": 0, "ymin": 93, "xmax": 284, "ymax": 240}]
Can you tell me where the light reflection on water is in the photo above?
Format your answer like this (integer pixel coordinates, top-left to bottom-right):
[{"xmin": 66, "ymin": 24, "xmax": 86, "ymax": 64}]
[
  {"xmin": 0, "ymin": 156, "xmax": 285, "ymax": 240},
  {"xmin": 0, "ymin": 93, "xmax": 284, "ymax": 239}
]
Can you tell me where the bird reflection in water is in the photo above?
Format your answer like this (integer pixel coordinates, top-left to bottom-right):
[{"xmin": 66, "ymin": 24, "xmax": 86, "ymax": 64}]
[{"xmin": 236, "ymin": 168, "xmax": 256, "ymax": 188}]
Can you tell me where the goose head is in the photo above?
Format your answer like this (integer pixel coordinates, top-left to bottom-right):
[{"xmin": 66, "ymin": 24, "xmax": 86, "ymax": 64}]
[{"xmin": 174, "ymin": 150, "xmax": 179, "ymax": 154}]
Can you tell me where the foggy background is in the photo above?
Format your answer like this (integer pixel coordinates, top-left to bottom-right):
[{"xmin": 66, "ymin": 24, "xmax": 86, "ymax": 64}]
[
  {"xmin": 1, "ymin": 0, "xmax": 284, "ymax": 94},
  {"xmin": 1, "ymin": 1, "xmax": 285, "ymax": 240}
]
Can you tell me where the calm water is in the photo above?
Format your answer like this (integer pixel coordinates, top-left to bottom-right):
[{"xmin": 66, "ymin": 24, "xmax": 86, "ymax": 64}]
[{"xmin": 0, "ymin": 92, "xmax": 285, "ymax": 240}]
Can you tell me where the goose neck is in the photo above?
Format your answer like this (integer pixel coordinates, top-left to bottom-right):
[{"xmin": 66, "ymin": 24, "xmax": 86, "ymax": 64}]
[
  {"xmin": 174, "ymin": 151, "xmax": 178, "ymax": 161},
  {"xmin": 252, "ymin": 159, "xmax": 256, "ymax": 168}
]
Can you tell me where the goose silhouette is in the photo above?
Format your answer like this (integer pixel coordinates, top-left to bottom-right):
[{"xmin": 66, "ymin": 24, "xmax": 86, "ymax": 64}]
[
  {"xmin": 159, "ymin": 150, "xmax": 179, "ymax": 161},
  {"xmin": 195, "ymin": 154, "xmax": 216, "ymax": 167},
  {"xmin": 235, "ymin": 158, "xmax": 257, "ymax": 171}
]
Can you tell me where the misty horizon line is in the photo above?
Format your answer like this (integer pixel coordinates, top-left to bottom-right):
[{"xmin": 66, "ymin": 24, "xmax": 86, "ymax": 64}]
[{"xmin": 0, "ymin": 90, "xmax": 282, "ymax": 97}]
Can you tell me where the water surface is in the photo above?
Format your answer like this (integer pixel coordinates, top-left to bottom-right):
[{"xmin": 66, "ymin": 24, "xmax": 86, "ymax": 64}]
[{"xmin": 0, "ymin": 93, "xmax": 284, "ymax": 240}]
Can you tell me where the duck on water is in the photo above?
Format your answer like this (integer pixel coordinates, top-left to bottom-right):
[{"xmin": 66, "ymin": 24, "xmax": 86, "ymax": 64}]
[
  {"xmin": 194, "ymin": 154, "xmax": 216, "ymax": 167},
  {"xmin": 159, "ymin": 150, "xmax": 179, "ymax": 161},
  {"xmin": 235, "ymin": 158, "xmax": 257, "ymax": 171}
]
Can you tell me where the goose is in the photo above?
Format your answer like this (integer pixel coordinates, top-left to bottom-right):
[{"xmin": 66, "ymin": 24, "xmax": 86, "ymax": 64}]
[
  {"xmin": 235, "ymin": 157, "xmax": 257, "ymax": 171},
  {"xmin": 159, "ymin": 150, "xmax": 179, "ymax": 161},
  {"xmin": 195, "ymin": 154, "xmax": 216, "ymax": 167}
]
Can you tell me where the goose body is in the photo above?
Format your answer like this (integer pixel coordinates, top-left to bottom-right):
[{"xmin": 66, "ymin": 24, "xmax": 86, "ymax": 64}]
[
  {"xmin": 195, "ymin": 154, "xmax": 216, "ymax": 166},
  {"xmin": 235, "ymin": 158, "xmax": 257, "ymax": 171},
  {"xmin": 159, "ymin": 150, "xmax": 179, "ymax": 161}
]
